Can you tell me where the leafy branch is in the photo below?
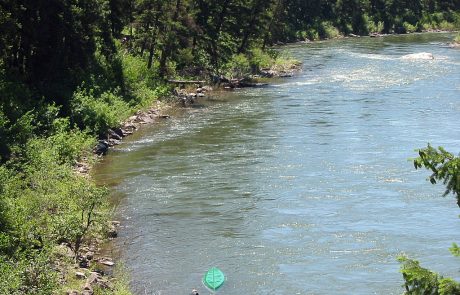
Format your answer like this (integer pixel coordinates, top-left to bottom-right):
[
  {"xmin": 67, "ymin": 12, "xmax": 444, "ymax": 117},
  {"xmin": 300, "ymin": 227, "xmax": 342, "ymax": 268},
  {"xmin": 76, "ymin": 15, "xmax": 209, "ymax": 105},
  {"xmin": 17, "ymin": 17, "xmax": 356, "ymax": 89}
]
[{"xmin": 414, "ymin": 144, "xmax": 460, "ymax": 207}]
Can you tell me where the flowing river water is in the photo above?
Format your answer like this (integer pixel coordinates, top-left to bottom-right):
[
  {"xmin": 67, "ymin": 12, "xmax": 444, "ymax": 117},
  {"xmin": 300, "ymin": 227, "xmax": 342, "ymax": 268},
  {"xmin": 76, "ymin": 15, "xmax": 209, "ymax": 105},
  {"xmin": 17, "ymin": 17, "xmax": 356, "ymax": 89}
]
[{"xmin": 95, "ymin": 33, "xmax": 460, "ymax": 294}]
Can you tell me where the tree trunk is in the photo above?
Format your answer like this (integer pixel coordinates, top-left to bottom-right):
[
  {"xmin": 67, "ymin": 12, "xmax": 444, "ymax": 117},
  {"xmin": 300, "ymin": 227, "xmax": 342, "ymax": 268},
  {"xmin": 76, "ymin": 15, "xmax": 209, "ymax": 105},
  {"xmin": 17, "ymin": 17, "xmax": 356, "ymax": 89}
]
[{"xmin": 147, "ymin": 43, "xmax": 155, "ymax": 69}]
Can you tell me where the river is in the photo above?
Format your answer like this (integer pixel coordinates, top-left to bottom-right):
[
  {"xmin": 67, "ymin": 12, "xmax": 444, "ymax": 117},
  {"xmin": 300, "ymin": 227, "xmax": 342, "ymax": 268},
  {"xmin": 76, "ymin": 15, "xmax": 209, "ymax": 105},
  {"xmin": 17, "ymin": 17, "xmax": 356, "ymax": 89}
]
[{"xmin": 95, "ymin": 33, "xmax": 460, "ymax": 294}]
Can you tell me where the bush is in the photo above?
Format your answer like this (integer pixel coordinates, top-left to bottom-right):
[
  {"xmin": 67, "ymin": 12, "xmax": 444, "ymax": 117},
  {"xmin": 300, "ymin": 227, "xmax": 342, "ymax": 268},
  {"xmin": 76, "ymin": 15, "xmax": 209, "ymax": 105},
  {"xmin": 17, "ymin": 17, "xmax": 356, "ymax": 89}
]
[
  {"xmin": 119, "ymin": 53, "xmax": 167, "ymax": 108},
  {"xmin": 307, "ymin": 28, "xmax": 320, "ymax": 41},
  {"xmin": 419, "ymin": 12, "xmax": 460, "ymax": 31},
  {"xmin": 249, "ymin": 48, "xmax": 274, "ymax": 72},
  {"xmin": 0, "ymin": 251, "xmax": 58, "ymax": 295},
  {"xmin": 403, "ymin": 22, "xmax": 418, "ymax": 33},
  {"xmin": 439, "ymin": 20, "xmax": 456, "ymax": 31},
  {"xmin": 223, "ymin": 53, "xmax": 251, "ymax": 79},
  {"xmin": 368, "ymin": 20, "xmax": 384, "ymax": 34},
  {"xmin": 454, "ymin": 34, "xmax": 460, "ymax": 43},
  {"xmin": 318, "ymin": 21, "xmax": 341, "ymax": 39},
  {"xmin": 71, "ymin": 88, "xmax": 130, "ymax": 136},
  {"xmin": 47, "ymin": 118, "xmax": 94, "ymax": 165},
  {"xmin": 0, "ymin": 130, "xmax": 109, "ymax": 292},
  {"xmin": 398, "ymin": 255, "xmax": 440, "ymax": 294}
]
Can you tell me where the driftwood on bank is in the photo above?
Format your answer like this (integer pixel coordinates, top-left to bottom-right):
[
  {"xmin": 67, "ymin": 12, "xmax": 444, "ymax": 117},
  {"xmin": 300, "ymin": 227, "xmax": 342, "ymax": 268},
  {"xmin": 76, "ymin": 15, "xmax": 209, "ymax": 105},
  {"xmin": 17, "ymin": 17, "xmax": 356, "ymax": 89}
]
[{"xmin": 168, "ymin": 79, "xmax": 206, "ymax": 84}]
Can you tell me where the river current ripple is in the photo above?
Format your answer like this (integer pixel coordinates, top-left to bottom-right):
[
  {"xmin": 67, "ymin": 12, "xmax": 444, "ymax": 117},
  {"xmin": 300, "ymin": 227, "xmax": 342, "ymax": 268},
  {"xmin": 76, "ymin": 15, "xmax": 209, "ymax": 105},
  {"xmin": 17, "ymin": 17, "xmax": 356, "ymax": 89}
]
[{"xmin": 96, "ymin": 33, "xmax": 460, "ymax": 294}]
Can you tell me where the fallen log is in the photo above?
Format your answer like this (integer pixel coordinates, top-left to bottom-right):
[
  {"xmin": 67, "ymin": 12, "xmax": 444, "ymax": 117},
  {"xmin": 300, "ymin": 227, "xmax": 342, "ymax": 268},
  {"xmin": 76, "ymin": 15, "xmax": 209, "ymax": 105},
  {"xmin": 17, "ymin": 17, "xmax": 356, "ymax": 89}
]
[{"xmin": 167, "ymin": 80, "xmax": 206, "ymax": 84}]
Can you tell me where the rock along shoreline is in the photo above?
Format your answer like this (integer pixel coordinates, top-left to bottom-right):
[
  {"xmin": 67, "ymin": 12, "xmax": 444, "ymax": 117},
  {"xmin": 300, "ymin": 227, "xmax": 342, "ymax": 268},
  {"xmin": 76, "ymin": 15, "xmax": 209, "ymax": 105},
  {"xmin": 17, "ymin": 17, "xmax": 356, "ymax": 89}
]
[{"xmin": 69, "ymin": 66, "xmax": 302, "ymax": 294}]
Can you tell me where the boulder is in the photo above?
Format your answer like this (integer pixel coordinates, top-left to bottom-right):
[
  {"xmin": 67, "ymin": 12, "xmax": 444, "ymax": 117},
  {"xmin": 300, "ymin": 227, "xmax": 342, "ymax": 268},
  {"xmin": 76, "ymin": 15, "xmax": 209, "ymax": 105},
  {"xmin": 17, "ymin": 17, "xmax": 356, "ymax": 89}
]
[
  {"xmin": 75, "ymin": 271, "xmax": 87, "ymax": 279},
  {"xmin": 112, "ymin": 128, "xmax": 124, "ymax": 138},
  {"xmin": 79, "ymin": 258, "xmax": 89, "ymax": 268},
  {"xmin": 107, "ymin": 129, "xmax": 122, "ymax": 140},
  {"xmin": 94, "ymin": 140, "xmax": 109, "ymax": 155},
  {"xmin": 202, "ymin": 86, "xmax": 213, "ymax": 92},
  {"xmin": 86, "ymin": 272, "xmax": 100, "ymax": 285},
  {"xmin": 100, "ymin": 259, "xmax": 114, "ymax": 266},
  {"xmin": 107, "ymin": 224, "xmax": 118, "ymax": 238},
  {"xmin": 108, "ymin": 138, "xmax": 121, "ymax": 147}
]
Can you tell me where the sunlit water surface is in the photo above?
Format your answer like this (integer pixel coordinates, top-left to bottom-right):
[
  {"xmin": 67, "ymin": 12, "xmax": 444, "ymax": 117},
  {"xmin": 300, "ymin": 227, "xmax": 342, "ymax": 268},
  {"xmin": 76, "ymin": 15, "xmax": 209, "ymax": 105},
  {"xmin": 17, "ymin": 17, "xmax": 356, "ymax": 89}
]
[{"xmin": 96, "ymin": 33, "xmax": 460, "ymax": 294}]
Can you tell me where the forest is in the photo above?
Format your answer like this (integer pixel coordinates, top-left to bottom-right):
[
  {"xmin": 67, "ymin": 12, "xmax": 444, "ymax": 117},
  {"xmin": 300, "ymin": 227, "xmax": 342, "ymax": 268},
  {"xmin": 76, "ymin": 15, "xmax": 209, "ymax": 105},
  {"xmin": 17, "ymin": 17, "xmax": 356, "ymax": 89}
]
[{"xmin": 1, "ymin": 0, "xmax": 459, "ymax": 294}]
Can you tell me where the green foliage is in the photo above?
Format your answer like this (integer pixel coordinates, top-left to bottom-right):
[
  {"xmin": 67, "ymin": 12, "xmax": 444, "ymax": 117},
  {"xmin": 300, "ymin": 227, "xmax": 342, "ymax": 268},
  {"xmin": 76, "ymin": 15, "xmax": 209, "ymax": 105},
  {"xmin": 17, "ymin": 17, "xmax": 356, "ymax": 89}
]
[
  {"xmin": 249, "ymin": 48, "xmax": 276, "ymax": 72},
  {"xmin": 438, "ymin": 21, "xmax": 456, "ymax": 31},
  {"xmin": 418, "ymin": 12, "xmax": 460, "ymax": 31},
  {"xmin": 401, "ymin": 145, "xmax": 460, "ymax": 294},
  {"xmin": 366, "ymin": 14, "xmax": 385, "ymax": 34},
  {"xmin": 306, "ymin": 29, "xmax": 321, "ymax": 41},
  {"xmin": 71, "ymin": 88, "xmax": 130, "ymax": 135},
  {"xmin": 414, "ymin": 144, "xmax": 460, "ymax": 206},
  {"xmin": 398, "ymin": 254, "xmax": 460, "ymax": 295},
  {"xmin": 455, "ymin": 34, "xmax": 460, "ymax": 43},
  {"xmin": 0, "ymin": 125, "xmax": 108, "ymax": 292},
  {"xmin": 223, "ymin": 54, "xmax": 251, "ymax": 79},
  {"xmin": 398, "ymin": 255, "xmax": 440, "ymax": 294},
  {"xmin": 439, "ymin": 278, "xmax": 460, "ymax": 294},
  {"xmin": 403, "ymin": 22, "xmax": 418, "ymax": 33},
  {"xmin": 318, "ymin": 22, "xmax": 341, "ymax": 39},
  {"xmin": 449, "ymin": 243, "xmax": 460, "ymax": 257},
  {"xmin": 0, "ymin": 251, "xmax": 58, "ymax": 295},
  {"xmin": 220, "ymin": 47, "xmax": 299, "ymax": 79}
]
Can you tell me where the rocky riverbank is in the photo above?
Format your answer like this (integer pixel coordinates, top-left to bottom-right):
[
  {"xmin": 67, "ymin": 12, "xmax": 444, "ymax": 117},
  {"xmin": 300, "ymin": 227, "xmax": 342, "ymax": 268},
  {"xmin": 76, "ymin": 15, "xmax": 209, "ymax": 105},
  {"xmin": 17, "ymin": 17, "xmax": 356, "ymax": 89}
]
[{"xmin": 68, "ymin": 62, "xmax": 302, "ymax": 294}]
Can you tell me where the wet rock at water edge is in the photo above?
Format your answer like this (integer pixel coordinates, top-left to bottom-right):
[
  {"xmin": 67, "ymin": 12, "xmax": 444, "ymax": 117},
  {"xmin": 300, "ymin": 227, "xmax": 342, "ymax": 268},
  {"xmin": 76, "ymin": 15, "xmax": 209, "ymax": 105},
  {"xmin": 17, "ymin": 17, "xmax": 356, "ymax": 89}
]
[
  {"xmin": 107, "ymin": 223, "xmax": 118, "ymax": 239},
  {"xmin": 94, "ymin": 140, "xmax": 109, "ymax": 155},
  {"xmin": 112, "ymin": 127, "xmax": 125, "ymax": 138},
  {"xmin": 107, "ymin": 128, "xmax": 123, "ymax": 140},
  {"xmin": 100, "ymin": 259, "xmax": 115, "ymax": 266}
]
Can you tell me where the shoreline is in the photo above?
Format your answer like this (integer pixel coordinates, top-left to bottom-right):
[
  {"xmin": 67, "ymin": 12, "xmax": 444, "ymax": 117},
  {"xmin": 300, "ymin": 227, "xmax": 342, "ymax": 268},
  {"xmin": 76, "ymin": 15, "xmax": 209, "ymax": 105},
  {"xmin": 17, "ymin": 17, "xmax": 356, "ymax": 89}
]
[
  {"xmin": 282, "ymin": 29, "xmax": 459, "ymax": 45},
  {"xmin": 72, "ymin": 64, "xmax": 302, "ymax": 294},
  {"xmin": 79, "ymin": 30, "xmax": 457, "ymax": 294}
]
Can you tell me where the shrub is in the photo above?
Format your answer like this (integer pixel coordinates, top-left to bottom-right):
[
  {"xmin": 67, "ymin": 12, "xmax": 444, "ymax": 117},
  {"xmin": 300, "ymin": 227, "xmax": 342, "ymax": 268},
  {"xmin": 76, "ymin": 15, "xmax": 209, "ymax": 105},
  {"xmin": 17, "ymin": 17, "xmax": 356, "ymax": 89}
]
[
  {"xmin": 305, "ymin": 28, "xmax": 320, "ymax": 41},
  {"xmin": 398, "ymin": 255, "xmax": 439, "ymax": 294},
  {"xmin": 249, "ymin": 48, "xmax": 274, "ymax": 72},
  {"xmin": 368, "ymin": 20, "xmax": 384, "ymax": 34},
  {"xmin": 454, "ymin": 34, "xmax": 460, "ymax": 43},
  {"xmin": 399, "ymin": 252, "xmax": 460, "ymax": 294},
  {"xmin": 403, "ymin": 22, "xmax": 418, "ymax": 33},
  {"xmin": 0, "ymin": 251, "xmax": 58, "ymax": 295},
  {"xmin": 71, "ymin": 88, "xmax": 130, "ymax": 136},
  {"xmin": 318, "ymin": 21, "xmax": 341, "ymax": 39},
  {"xmin": 439, "ymin": 20, "xmax": 456, "ymax": 31},
  {"xmin": 223, "ymin": 54, "xmax": 251, "ymax": 79},
  {"xmin": 47, "ymin": 118, "xmax": 94, "ymax": 165}
]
